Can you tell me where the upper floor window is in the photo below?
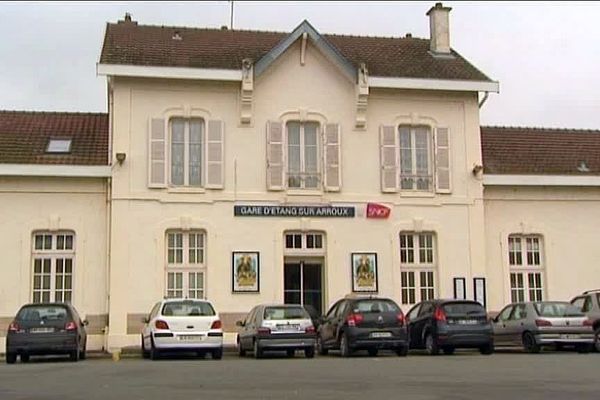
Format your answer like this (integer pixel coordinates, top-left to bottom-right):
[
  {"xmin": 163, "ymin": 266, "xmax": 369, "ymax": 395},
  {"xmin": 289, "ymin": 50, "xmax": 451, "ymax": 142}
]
[
  {"xmin": 508, "ymin": 235, "xmax": 544, "ymax": 302},
  {"xmin": 170, "ymin": 118, "xmax": 204, "ymax": 187},
  {"xmin": 399, "ymin": 232, "xmax": 436, "ymax": 305},
  {"xmin": 32, "ymin": 231, "xmax": 75, "ymax": 303},
  {"xmin": 165, "ymin": 230, "xmax": 206, "ymax": 299},
  {"xmin": 287, "ymin": 121, "xmax": 320, "ymax": 189},
  {"xmin": 399, "ymin": 126, "xmax": 432, "ymax": 191}
]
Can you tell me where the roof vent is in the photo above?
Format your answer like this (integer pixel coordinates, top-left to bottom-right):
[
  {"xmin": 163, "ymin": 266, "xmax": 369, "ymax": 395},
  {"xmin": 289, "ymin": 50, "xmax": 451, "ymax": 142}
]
[
  {"xmin": 221, "ymin": 25, "xmax": 228, "ymax": 30},
  {"xmin": 577, "ymin": 161, "xmax": 590, "ymax": 173},
  {"xmin": 172, "ymin": 31, "xmax": 182, "ymax": 41},
  {"xmin": 405, "ymin": 33, "xmax": 412, "ymax": 38},
  {"xmin": 120, "ymin": 12, "xmax": 137, "ymax": 25}
]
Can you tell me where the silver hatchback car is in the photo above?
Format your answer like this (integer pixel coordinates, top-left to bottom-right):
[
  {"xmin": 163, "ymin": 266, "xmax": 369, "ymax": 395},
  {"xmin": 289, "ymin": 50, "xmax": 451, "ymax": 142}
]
[
  {"xmin": 492, "ymin": 301, "xmax": 595, "ymax": 353},
  {"xmin": 236, "ymin": 304, "xmax": 316, "ymax": 359}
]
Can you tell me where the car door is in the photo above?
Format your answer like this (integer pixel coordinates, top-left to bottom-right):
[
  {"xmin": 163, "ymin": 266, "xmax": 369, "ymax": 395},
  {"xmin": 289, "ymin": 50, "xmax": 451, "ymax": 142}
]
[
  {"xmin": 492, "ymin": 305, "xmax": 514, "ymax": 346},
  {"xmin": 406, "ymin": 304, "xmax": 422, "ymax": 348},
  {"xmin": 417, "ymin": 302, "xmax": 436, "ymax": 342},
  {"xmin": 506, "ymin": 303, "xmax": 528, "ymax": 345},
  {"xmin": 331, "ymin": 300, "xmax": 349, "ymax": 347},
  {"xmin": 239, "ymin": 307, "xmax": 257, "ymax": 350},
  {"xmin": 143, "ymin": 302, "xmax": 161, "ymax": 348},
  {"xmin": 319, "ymin": 300, "xmax": 342, "ymax": 346}
]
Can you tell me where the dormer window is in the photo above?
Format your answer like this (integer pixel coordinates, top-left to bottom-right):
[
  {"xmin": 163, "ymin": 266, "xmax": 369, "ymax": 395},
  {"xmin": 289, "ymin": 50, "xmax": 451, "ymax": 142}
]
[{"xmin": 46, "ymin": 139, "xmax": 72, "ymax": 153}]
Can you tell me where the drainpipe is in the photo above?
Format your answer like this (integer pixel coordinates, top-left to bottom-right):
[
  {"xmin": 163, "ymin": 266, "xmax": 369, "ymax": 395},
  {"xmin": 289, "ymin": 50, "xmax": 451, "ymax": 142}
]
[{"xmin": 478, "ymin": 91, "xmax": 489, "ymax": 108}]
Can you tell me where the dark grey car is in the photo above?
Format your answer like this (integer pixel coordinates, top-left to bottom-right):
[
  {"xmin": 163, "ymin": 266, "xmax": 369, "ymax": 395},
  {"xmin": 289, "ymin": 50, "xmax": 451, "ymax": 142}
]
[{"xmin": 5, "ymin": 303, "xmax": 88, "ymax": 364}]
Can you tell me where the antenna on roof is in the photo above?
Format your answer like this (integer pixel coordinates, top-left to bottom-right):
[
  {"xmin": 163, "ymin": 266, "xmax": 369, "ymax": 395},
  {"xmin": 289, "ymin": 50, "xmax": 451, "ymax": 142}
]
[{"xmin": 230, "ymin": 1, "xmax": 234, "ymax": 30}]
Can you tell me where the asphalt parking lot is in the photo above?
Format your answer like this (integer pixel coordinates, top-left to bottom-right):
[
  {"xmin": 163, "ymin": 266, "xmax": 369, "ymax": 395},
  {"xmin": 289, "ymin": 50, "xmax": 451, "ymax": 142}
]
[{"xmin": 0, "ymin": 350, "xmax": 598, "ymax": 400}]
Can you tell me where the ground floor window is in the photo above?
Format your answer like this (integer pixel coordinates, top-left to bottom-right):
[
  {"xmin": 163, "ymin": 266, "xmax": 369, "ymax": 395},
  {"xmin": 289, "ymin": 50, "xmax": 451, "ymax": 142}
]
[
  {"xmin": 508, "ymin": 234, "xmax": 544, "ymax": 302},
  {"xmin": 510, "ymin": 271, "xmax": 543, "ymax": 302},
  {"xmin": 166, "ymin": 230, "xmax": 206, "ymax": 299},
  {"xmin": 401, "ymin": 270, "xmax": 435, "ymax": 305},
  {"xmin": 32, "ymin": 231, "xmax": 75, "ymax": 303},
  {"xmin": 400, "ymin": 232, "xmax": 436, "ymax": 305}
]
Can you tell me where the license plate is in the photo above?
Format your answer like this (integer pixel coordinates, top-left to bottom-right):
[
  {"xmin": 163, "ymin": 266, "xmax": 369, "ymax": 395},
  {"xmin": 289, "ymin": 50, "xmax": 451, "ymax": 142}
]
[
  {"xmin": 370, "ymin": 332, "xmax": 392, "ymax": 338},
  {"xmin": 30, "ymin": 327, "xmax": 54, "ymax": 333},
  {"xmin": 178, "ymin": 335, "xmax": 203, "ymax": 341},
  {"xmin": 560, "ymin": 334, "xmax": 580, "ymax": 340},
  {"xmin": 275, "ymin": 324, "xmax": 300, "ymax": 332},
  {"xmin": 458, "ymin": 319, "xmax": 478, "ymax": 325}
]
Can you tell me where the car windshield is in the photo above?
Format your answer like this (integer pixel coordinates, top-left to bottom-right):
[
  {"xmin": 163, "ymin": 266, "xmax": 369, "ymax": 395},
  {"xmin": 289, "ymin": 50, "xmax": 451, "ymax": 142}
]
[
  {"xmin": 352, "ymin": 300, "xmax": 400, "ymax": 313},
  {"xmin": 162, "ymin": 301, "xmax": 215, "ymax": 317},
  {"xmin": 534, "ymin": 302, "xmax": 584, "ymax": 317},
  {"xmin": 17, "ymin": 305, "xmax": 68, "ymax": 321},
  {"xmin": 442, "ymin": 302, "xmax": 486, "ymax": 316},
  {"xmin": 264, "ymin": 306, "xmax": 309, "ymax": 320}
]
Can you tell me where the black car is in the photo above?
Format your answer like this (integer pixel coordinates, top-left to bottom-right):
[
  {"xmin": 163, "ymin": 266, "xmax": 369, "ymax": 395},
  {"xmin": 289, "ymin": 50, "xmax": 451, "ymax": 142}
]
[
  {"xmin": 406, "ymin": 299, "xmax": 493, "ymax": 355},
  {"xmin": 317, "ymin": 296, "xmax": 408, "ymax": 357},
  {"xmin": 5, "ymin": 303, "xmax": 88, "ymax": 364}
]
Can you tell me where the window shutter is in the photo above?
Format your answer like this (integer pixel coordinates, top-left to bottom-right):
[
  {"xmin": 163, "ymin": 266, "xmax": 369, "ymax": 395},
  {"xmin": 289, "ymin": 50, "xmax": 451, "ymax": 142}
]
[
  {"xmin": 266, "ymin": 121, "xmax": 285, "ymax": 191},
  {"xmin": 435, "ymin": 127, "xmax": 451, "ymax": 193},
  {"xmin": 324, "ymin": 123, "xmax": 341, "ymax": 192},
  {"xmin": 148, "ymin": 118, "xmax": 167, "ymax": 188},
  {"xmin": 205, "ymin": 120, "xmax": 225, "ymax": 189},
  {"xmin": 379, "ymin": 125, "xmax": 398, "ymax": 193}
]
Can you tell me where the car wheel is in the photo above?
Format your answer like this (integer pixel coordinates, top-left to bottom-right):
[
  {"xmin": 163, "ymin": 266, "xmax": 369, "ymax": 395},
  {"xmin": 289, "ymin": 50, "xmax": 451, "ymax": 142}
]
[
  {"xmin": 522, "ymin": 332, "xmax": 540, "ymax": 354},
  {"xmin": 237, "ymin": 339, "xmax": 246, "ymax": 357},
  {"xmin": 211, "ymin": 348, "xmax": 223, "ymax": 360},
  {"xmin": 253, "ymin": 339, "xmax": 263, "ymax": 359},
  {"xmin": 20, "ymin": 354, "xmax": 30, "ymax": 363},
  {"xmin": 442, "ymin": 346, "xmax": 455, "ymax": 355},
  {"xmin": 79, "ymin": 340, "xmax": 87, "ymax": 360},
  {"xmin": 317, "ymin": 336, "xmax": 328, "ymax": 356},
  {"xmin": 395, "ymin": 345, "xmax": 408, "ymax": 357},
  {"xmin": 150, "ymin": 337, "xmax": 160, "ymax": 360},
  {"xmin": 141, "ymin": 335, "xmax": 150, "ymax": 359},
  {"xmin": 576, "ymin": 343, "xmax": 592, "ymax": 354},
  {"xmin": 480, "ymin": 342, "xmax": 494, "ymax": 355},
  {"xmin": 286, "ymin": 349, "xmax": 295, "ymax": 358},
  {"xmin": 339, "ymin": 333, "xmax": 352, "ymax": 358},
  {"xmin": 305, "ymin": 347, "xmax": 315, "ymax": 359},
  {"xmin": 69, "ymin": 349, "xmax": 79, "ymax": 362},
  {"xmin": 594, "ymin": 328, "xmax": 600, "ymax": 353},
  {"xmin": 425, "ymin": 333, "xmax": 439, "ymax": 356},
  {"xmin": 367, "ymin": 348, "xmax": 378, "ymax": 357},
  {"xmin": 6, "ymin": 353, "xmax": 17, "ymax": 364}
]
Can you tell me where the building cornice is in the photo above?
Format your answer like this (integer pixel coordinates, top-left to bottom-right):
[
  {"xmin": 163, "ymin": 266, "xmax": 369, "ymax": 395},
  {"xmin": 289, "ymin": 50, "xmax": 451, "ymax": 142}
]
[
  {"xmin": 0, "ymin": 164, "xmax": 111, "ymax": 178},
  {"xmin": 483, "ymin": 174, "xmax": 600, "ymax": 187}
]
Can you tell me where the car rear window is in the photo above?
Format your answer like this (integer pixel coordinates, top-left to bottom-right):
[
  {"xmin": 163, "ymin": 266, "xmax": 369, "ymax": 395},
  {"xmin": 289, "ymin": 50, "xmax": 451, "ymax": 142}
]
[
  {"xmin": 17, "ymin": 305, "xmax": 69, "ymax": 321},
  {"xmin": 162, "ymin": 301, "xmax": 215, "ymax": 317},
  {"xmin": 264, "ymin": 307, "xmax": 309, "ymax": 320},
  {"xmin": 442, "ymin": 302, "xmax": 486, "ymax": 316},
  {"xmin": 534, "ymin": 302, "xmax": 584, "ymax": 317},
  {"xmin": 352, "ymin": 299, "xmax": 400, "ymax": 313}
]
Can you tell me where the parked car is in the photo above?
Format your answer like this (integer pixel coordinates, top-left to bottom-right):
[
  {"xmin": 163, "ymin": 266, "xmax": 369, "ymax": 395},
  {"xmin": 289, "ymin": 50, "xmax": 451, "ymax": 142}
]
[
  {"xmin": 5, "ymin": 302, "xmax": 88, "ymax": 364},
  {"xmin": 316, "ymin": 296, "xmax": 408, "ymax": 357},
  {"xmin": 141, "ymin": 298, "xmax": 223, "ymax": 360},
  {"xmin": 493, "ymin": 301, "xmax": 595, "ymax": 353},
  {"xmin": 406, "ymin": 300, "xmax": 493, "ymax": 355},
  {"xmin": 570, "ymin": 289, "xmax": 600, "ymax": 352},
  {"xmin": 237, "ymin": 304, "xmax": 316, "ymax": 359}
]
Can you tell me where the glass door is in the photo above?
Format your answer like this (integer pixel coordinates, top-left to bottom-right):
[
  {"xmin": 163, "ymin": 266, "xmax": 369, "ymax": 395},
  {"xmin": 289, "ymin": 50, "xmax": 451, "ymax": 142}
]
[{"xmin": 284, "ymin": 261, "xmax": 323, "ymax": 315}]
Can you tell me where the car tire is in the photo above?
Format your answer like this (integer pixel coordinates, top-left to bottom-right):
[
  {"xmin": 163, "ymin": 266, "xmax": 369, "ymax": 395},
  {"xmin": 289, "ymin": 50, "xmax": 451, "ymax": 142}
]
[
  {"xmin": 367, "ymin": 348, "xmax": 378, "ymax": 357},
  {"xmin": 237, "ymin": 340, "xmax": 246, "ymax": 357},
  {"xmin": 425, "ymin": 333, "xmax": 439, "ymax": 356},
  {"xmin": 339, "ymin": 332, "xmax": 352, "ymax": 358},
  {"xmin": 304, "ymin": 347, "xmax": 315, "ymax": 359},
  {"xmin": 141, "ymin": 335, "xmax": 150, "ymax": 359},
  {"xmin": 6, "ymin": 353, "xmax": 17, "ymax": 364},
  {"xmin": 594, "ymin": 328, "xmax": 600, "ymax": 353},
  {"xmin": 253, "ymin": 339, "xmax": 263, "ymax": 359},
  {"xmin": 442, "ymin": 346, "xmax": 455, "ymax": 355},
  {"xmin": 576, "ymin": 344, "xmax": 592, "ymax": 354},
  {"xmin": 395, "ymin": 345, "xmax": 408, "ymax": 357},
  {"xmin": 69, "ymin": 349, "xmax": 79, "ymax": 362},
  {"xmin": 480, "ymin": 342, "xmax": 494, "ymax": 355},
  {"xmin": 20, "ymin": 354, "xmax": 30, "ymax": 363},
  {"xmin": 286, "ymin": 349, "xmax": 295, "ymax": 358},
  {"xmin": 522, "ymin": 332, "xmax": 540, "ymax": 354},
  {"xmin": 211, "ymin": 348, "xmax": 223, "ymax": 360},
  {"xmin": 317, "ymin": 336, "xmax": 328, "ymax": 356},
  {"xmin": 150, "ymin": 337, "xmax": 160, "ymax": 360}
]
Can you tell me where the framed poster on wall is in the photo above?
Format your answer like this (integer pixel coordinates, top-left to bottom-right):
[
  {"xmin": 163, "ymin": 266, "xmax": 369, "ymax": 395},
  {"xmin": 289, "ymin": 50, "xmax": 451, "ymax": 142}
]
[
  {"xmin": 232, "ymin": 251, "xmax": 260, "ymax": 293},
  {"xmin": 351, "ymin": 253, "xmax": 378, "ymax": 293},
  {"xmin": 453, "ymin": 277, "xmax": 466, "ymax": 300},
  {"xmin": 473, "ymin": 277, "xmax": 487, "ymax": 308}
]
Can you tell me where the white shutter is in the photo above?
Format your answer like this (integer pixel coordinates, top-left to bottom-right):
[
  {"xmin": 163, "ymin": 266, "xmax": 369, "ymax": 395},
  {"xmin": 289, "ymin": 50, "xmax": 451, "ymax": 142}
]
[
  {"xmin": 205, "ymin": 120, "xmax": 224, "ymax": 189},
  {"xmin": 435, "ymin": 127, "xmax": 451, "ymax": 193},
  {"xmin": 266, "ymin": 121, "xmax": 285, "ymax": 191},
  {"xmin": 379, "ymin": 125, "xmax": 398, "ymax": 193},
  {"xmin": 148, "ymin": 118, "xmax": 167, "ymax": 188},
  {"xmin": 324, "ymin": 123, "xmax": 341, "ymax": 192}
]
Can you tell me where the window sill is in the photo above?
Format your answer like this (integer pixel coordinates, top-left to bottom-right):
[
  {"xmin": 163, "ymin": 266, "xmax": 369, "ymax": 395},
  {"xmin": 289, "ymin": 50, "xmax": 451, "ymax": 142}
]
[
  {"xmin": 399, "ymin": 191, "xmax": 435, "ymax": 198},
  {"xmin": 285, "ymin": 189, "xmax": 323, "ymax": 197},
  {"xmin": 167, "ymin": 186, "xmax": 206, "ymax": 194}
]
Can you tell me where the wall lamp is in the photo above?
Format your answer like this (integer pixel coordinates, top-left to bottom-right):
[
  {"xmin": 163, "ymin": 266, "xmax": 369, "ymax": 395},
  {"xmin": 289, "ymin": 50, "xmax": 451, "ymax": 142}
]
[
  {"xmin": 116, "ymin": 152, "xmax": 127, "ymax": 165},
  {"xmin": 472, "ymin": 164, "xmax": 484, "ymax": 176}
]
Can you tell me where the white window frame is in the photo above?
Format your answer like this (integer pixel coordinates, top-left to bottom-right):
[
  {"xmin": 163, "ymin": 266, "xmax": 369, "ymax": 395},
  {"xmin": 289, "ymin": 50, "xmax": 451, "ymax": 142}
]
[
  {"xmin": 398, "ymin": 125, "xmax": 433, "ymax": 192},
  {"xmin": 508, "ymin": 235, "xmax": 545, "ymax": 302},
  {"xmin": 286, "ymin": 121, "xmax": 321, "ymax": 190},
  {"xmin": 283, "ymin": 231, "xmax": 326, "ymax": 256},
  {"xmin": 31, "ymin": 231, "xmax": 75, "ymax": 303},
  {"xmin": 400, "ymin": 232, "xmax": 437, "ymax": 305},
  {"xmin": 169, "ymin": 118, "xmax": 205, "ymax": 187},
  {"xmin": 165, "ymin": 230, "xmax": 206, "ymax": 299}
]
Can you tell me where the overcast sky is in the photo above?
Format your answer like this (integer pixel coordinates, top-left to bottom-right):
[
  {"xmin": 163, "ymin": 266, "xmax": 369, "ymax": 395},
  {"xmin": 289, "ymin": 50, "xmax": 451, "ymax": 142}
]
[{"xmin": 1, "ymin": 1, "xmax": 599, "ymax": 129}]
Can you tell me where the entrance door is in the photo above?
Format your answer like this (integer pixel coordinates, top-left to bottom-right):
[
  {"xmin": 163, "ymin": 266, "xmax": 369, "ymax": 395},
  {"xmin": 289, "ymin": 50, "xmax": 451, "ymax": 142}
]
[{"xmin": 284, "ymin": 262, "xmax": 323, "ymax": 316}]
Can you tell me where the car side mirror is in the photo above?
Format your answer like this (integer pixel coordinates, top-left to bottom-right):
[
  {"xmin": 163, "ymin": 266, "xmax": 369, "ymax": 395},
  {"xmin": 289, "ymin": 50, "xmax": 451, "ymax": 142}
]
[
  {"xmin": 142, "ymin": 317, "xmax": 150, "ymax": 324},
  {"xmin": 83, "ymin": 319, "xmax": 89, "ymax": 326},
  {"xmin": 236, "ymin": 320, "xmax": 245, "ymax": 327},
  {"xmin": 490, "ymin": 316, "xmax": 498, "ymax": 323}
]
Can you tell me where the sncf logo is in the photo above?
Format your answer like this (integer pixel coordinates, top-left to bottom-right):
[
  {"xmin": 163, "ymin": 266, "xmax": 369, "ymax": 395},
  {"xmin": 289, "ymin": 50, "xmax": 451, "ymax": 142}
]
[{"xmin": 366, "ymin": 203, "xmax": 391, "ymax": 219}]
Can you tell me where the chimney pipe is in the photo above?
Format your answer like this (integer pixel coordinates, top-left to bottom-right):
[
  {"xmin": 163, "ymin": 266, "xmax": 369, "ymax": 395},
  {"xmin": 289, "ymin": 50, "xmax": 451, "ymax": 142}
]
[{"xmin": 426, "ymin": 2, "xmax": 452, "ymax": 54}]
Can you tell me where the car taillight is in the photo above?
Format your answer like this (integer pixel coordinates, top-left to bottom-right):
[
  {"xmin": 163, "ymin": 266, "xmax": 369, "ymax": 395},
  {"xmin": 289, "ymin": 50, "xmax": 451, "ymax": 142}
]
[
  {"xmin": 396, "ymin": 312, "xmax": 405, "ymax": 325},
  {"xmin": 155, "ymin": 320, "xmax": 170, "ymax": 330},
  {"xmin": 8, "ymin": 321, "xmax": 21, "ymax": 333},
  {"xmin": 583, "ymin": 319, "xmax": 593, "ymax": 327},
  {"xmin": 305, "ymin": 326, "xmax": 315, "ymax": 334},
  {"xmin": 433, "ymin": 307, "xmax": 447, "ymax": 322},
  {"xmin": 257, "ymin": 327, "xmax": 271, "ymax": 335},
  {"xmin": 211, "ymin": 320, "xmax": 222, "ymax": 330},
  {"xmin": 346, "ymin": 313, "xmax": 364, "ymax": 327},
  {"xmin": 65, "ymin": 321, "xmax": 78, "ymax": 331},
  {"xmin": 535, "ymin": 319, "xmax": 552, "ymax": 327}
]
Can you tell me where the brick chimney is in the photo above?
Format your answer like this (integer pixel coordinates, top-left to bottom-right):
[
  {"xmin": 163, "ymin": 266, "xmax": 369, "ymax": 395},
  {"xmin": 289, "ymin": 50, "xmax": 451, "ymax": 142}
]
[{"xmin": 426, "ymin": 2, "xmax": 452, "ymax": 54}]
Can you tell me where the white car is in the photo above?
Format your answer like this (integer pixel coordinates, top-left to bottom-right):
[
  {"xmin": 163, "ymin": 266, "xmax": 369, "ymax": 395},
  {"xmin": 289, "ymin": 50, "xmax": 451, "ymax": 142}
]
[{"xmin": 141, "ymin": 298, "xmax": 223, "ymax": 360}]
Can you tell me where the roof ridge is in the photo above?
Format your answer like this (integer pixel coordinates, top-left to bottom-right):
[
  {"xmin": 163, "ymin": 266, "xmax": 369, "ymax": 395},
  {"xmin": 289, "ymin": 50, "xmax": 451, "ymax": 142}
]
[
  {"xmin": 0, "ymin": 109, "xmax": 107, "ymax": 116},
  {"xmin": 482, "ymin": 125, "xmax": 600, "ymax": 133}
]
